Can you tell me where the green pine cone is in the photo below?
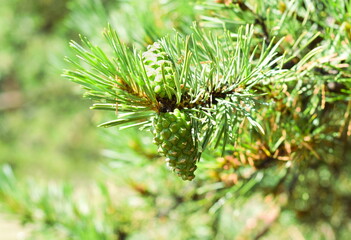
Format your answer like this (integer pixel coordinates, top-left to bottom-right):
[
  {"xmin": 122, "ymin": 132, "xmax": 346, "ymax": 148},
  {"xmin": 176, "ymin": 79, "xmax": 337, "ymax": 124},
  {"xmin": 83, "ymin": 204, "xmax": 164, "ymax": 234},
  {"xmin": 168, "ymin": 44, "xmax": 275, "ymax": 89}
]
[
  {"xmin": 142, "ymin": 42, "xmax": 176, "ymax": 99},
  {"xmin": 152, "ymin": 109, "xmax": 198, "ymax": 181}
]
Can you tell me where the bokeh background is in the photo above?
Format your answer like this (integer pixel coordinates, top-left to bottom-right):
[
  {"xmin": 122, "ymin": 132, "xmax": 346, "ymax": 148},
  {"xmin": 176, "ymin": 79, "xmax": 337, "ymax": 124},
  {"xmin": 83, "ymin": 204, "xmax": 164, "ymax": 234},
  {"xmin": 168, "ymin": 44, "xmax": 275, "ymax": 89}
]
[{"xmin": 1, "ymin": 0, "xmax": 351, "ymax": 239}]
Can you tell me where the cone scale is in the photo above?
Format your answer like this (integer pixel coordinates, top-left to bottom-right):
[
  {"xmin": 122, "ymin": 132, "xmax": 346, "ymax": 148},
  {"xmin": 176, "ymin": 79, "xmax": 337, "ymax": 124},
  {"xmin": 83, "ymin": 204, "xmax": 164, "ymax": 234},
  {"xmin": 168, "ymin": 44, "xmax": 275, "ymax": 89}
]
[
  {"xmin": 144, "ymin": 42, "xmax": 198, "ymax": 180},
  {"xmin": 152, "ymin": 109, "xmax": 198, "ymax": 180},
  {"xmin": 142, "ymin": 42, "xmax": 176, "ymax": 99}
]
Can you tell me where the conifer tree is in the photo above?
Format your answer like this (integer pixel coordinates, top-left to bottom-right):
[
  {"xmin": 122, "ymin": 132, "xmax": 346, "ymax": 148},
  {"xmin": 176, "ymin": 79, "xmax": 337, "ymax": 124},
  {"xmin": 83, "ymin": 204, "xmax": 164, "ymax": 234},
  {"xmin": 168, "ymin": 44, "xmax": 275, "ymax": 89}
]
[
  {"xmin": 0, "ymin": 0, "xmax": 350, "ymax": 239},
  {"xmin": 62, "ymin": 1, "xmax": 351, "ymax": 238}
]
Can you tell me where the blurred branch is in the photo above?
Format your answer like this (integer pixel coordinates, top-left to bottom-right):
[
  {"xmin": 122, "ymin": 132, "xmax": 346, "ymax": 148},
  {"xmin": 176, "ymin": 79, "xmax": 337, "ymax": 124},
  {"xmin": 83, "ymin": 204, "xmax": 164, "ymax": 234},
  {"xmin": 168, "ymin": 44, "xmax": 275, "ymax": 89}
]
[{"xmin": 0, "ymin": 91, "xmax": 23, "ymax": 111}]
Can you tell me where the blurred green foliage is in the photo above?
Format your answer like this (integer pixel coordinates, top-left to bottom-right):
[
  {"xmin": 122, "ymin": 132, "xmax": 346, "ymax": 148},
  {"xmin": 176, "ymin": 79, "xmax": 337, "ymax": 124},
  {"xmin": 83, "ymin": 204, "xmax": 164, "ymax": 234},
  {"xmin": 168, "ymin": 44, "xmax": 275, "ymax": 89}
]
[
  {"xmin": 0, "ymin": 0, "xmax": 106, "ymax": 179},
  {"xmin": 0, "ymin": 0, "xmax": 350, "ymax": 239}
]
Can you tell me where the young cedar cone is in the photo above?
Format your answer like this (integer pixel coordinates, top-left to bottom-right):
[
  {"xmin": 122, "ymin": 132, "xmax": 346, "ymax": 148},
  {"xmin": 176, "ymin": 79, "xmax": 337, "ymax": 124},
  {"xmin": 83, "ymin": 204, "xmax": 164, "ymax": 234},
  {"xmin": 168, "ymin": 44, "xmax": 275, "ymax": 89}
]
[
  {"xmin": 152, "ymin": 109, "xmax": 198, "ymax": 180},
  {"xmin": 142, "ymin": 42, "xmax": 176, "ymax": 99}
]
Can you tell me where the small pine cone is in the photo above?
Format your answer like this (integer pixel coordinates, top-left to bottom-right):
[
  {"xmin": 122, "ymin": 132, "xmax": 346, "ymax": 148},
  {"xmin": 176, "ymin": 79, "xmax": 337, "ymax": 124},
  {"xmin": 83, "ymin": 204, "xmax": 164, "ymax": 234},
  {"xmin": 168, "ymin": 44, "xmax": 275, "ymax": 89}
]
[
  {"xmin": 152, "ymin": 109, "xmax": 198, "ymax": 180},
  {"xmin": 142, "ymin": 42, "xmax": 176, "ymax": 99}
]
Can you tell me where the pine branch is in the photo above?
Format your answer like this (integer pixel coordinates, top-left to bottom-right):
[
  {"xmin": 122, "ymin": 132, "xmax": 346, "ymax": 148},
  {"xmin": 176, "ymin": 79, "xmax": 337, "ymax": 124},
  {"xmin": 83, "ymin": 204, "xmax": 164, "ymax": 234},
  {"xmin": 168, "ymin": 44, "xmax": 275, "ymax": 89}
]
[{"xmin": 64, "ymin": 23, "xmax": 291, "ymax": 169}]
